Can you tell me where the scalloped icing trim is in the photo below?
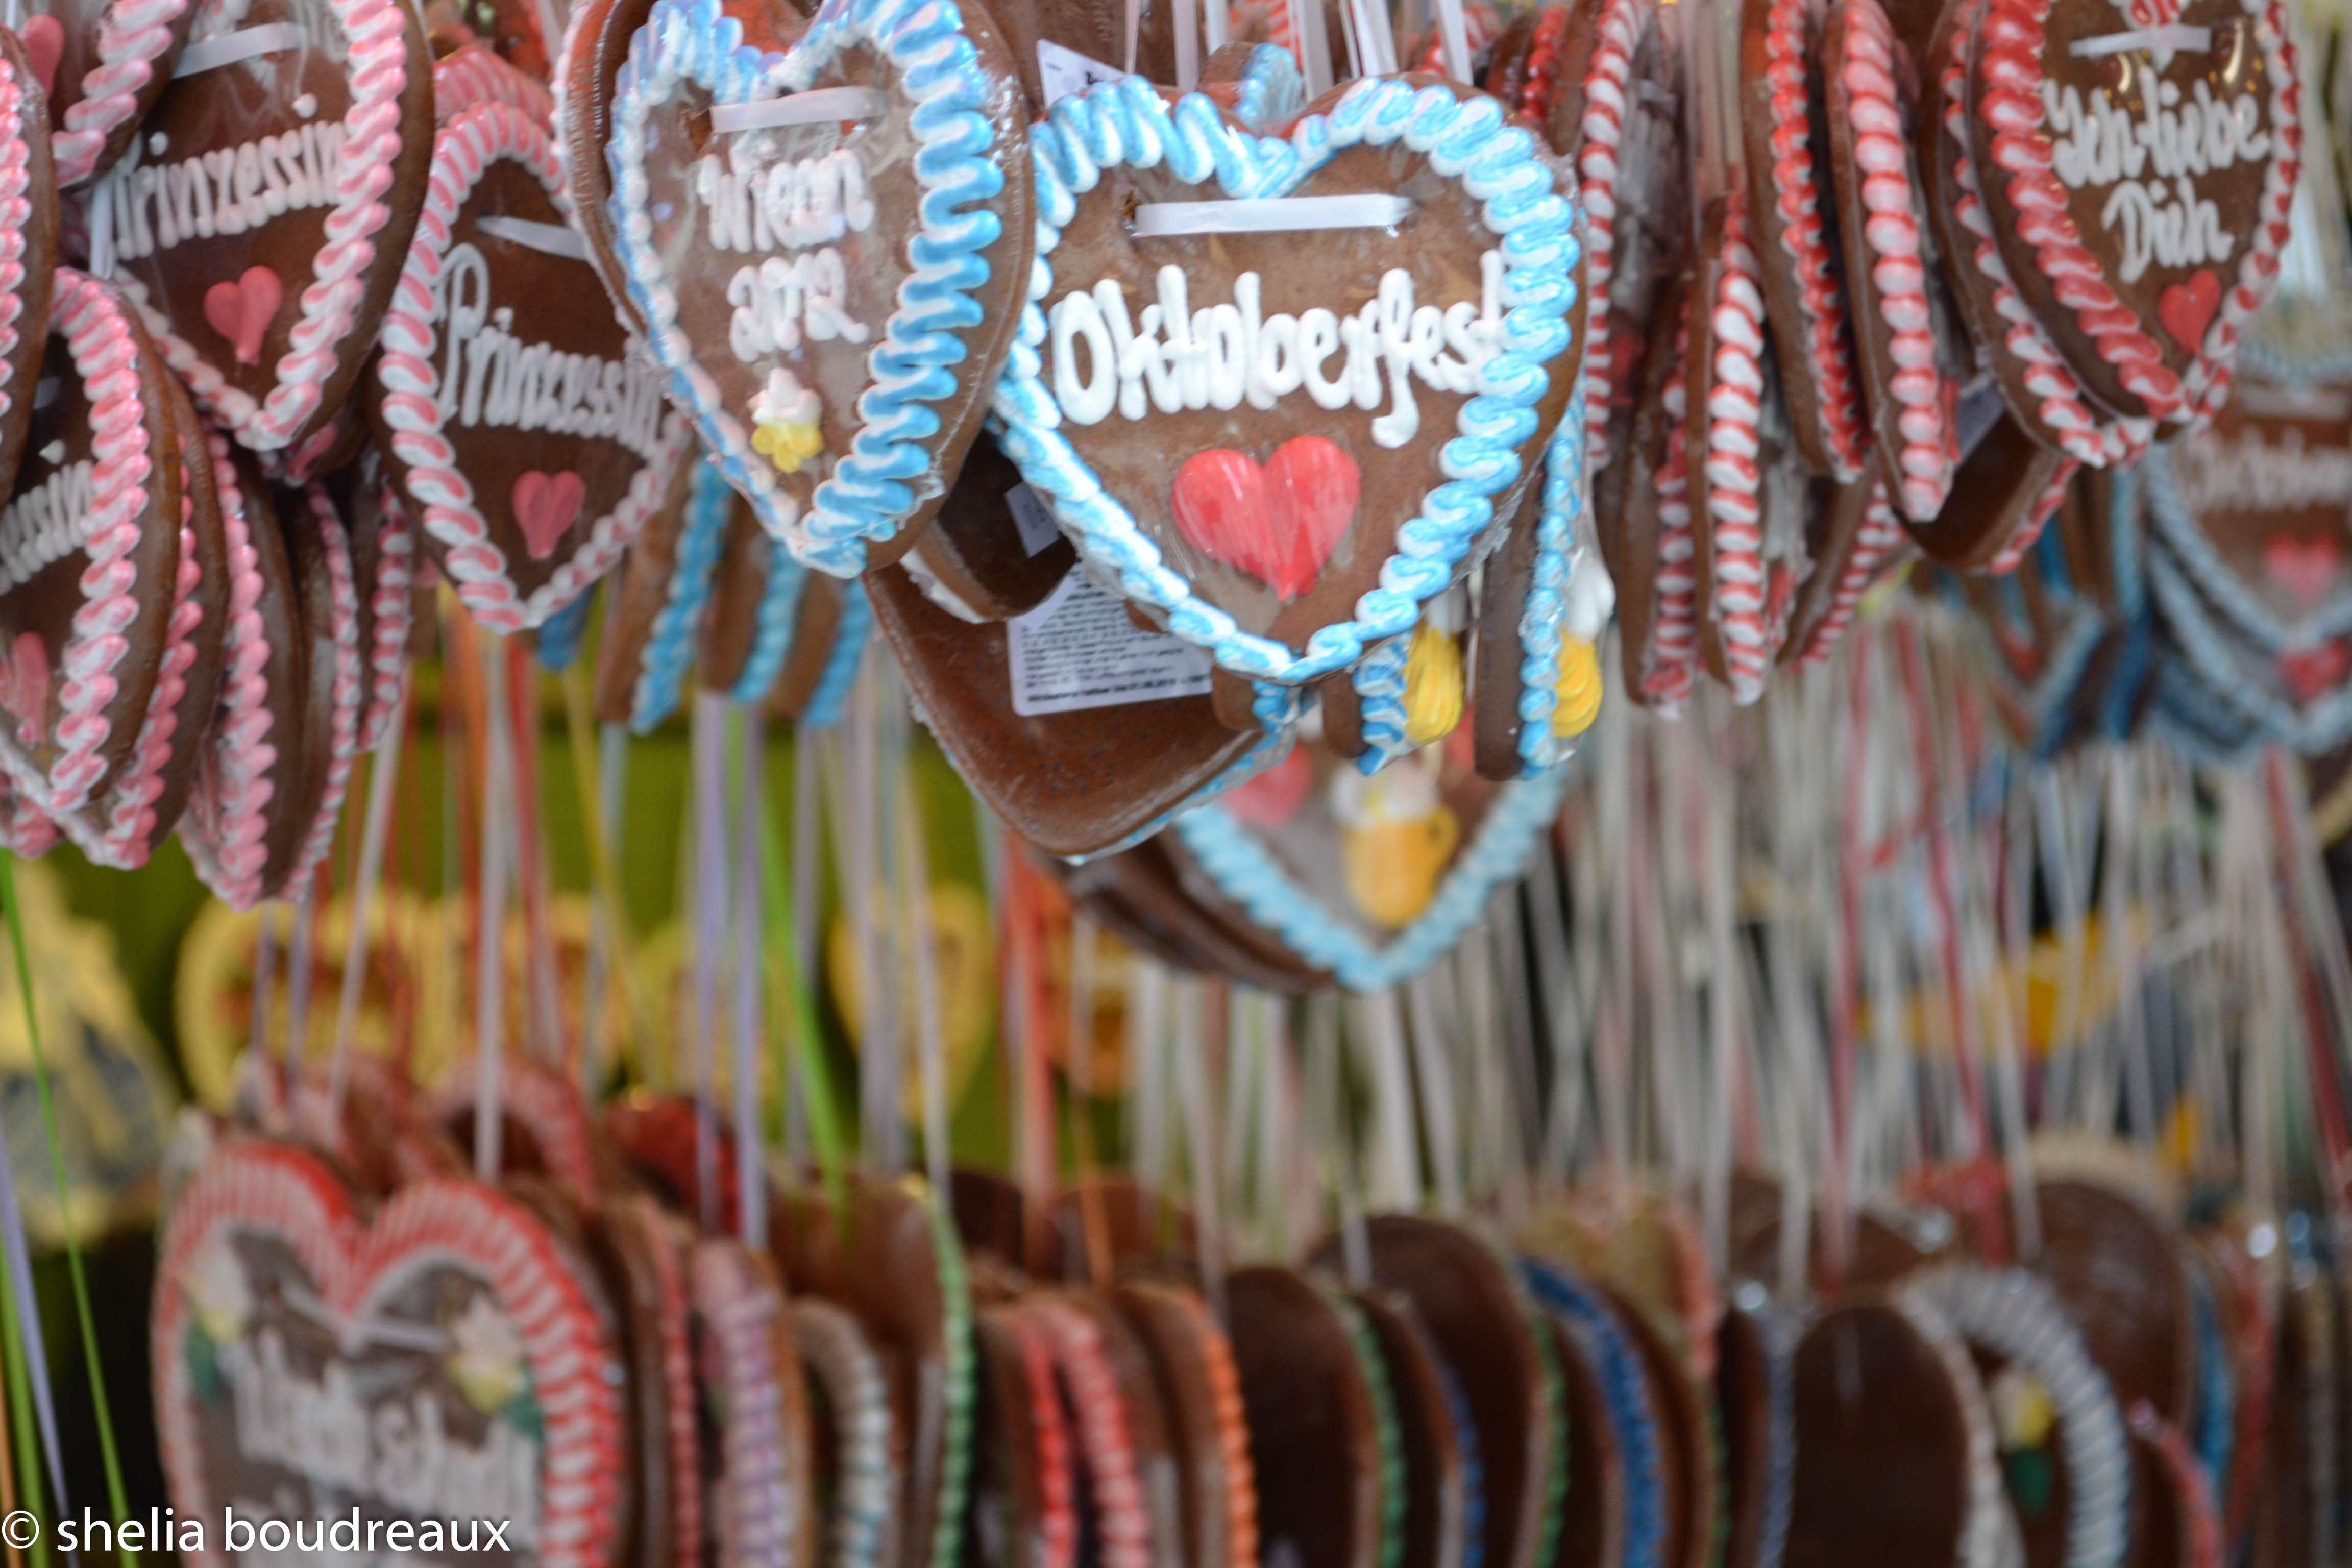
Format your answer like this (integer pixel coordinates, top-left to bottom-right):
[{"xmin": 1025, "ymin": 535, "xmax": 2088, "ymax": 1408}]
[
  {"xmin": 2128, "ymin": 1404, "xmax": 2223, "ymax": 1568},
  {"xmin": 729, "ymin": 536, "xmax": 808, "ymax": 703},
  {"xmin": 433, "ymin": 40, "xmax": 555, "ymax": 126},
  {"xmin": 0, "ymin": 270, "xmax": 157, "ymax": 817},
  {"xmin": 1513, "ymin": 375, "xmax": 1592, "ymax": 775},
  {"xmin": 608, "ymin": 0, "xmax": 1019, "ymax": 578},
  {"xmin": 1228, "ymin": 42, "xmax": 1306, "ymax": 132},
  {"xmin": 1882, "ymin": 1289, "xmax": 2020, "ymax": 1568},
  {"xmin": 1982, "ymin": 454, "xmax": 2078, "ymax": 575},
  {"xmin": 1793, "ymin": 478, "xmax": 1904, "ymax": 667},
  {"xmin": 1523, "ymin": 1258, "xmax": 1668, "ymax": 1568},
  {"xmin": 992, "ymin": 74, "xmax": 1582, "ymax": 688},
  {"xmin": 1574, "ymin": 0, "xmax": 1648, "ymax": 470},
  {"xmin": 0, "ymin": 57, "xmax": 32, "ymax": 445},
  {"xmin": 1975, "ymin": 0, "xmax": 2299, "ymax": 427},
  {"xmin": 357, "ymin": 478, "xmax": 414, "ymax": 752},
  {"xmin": 688, "ymin": 1242, "xmax": 804, "ymax": 1564},
  {"xmin": 282, "ymin": 484, "xmax": 363, "ymax": 893},
  {"xmin": 1026, "ymin": 1301, "xmax": 1152, "ymax": 1568},
  {"xmin": 1839, "ymin": 0, "xmax": 1958, "ymax": 520},
  {"xmin": 791, "ymin": 1298, "xmax": 897, "ymax": 1568},
  {"xmin": 795, "ymin": 578, "xmax": 870, "ymax": 727},
  {"xmin": 176, "ymin": 428, "xmax": 276, "ymax": 909},
  {"xmin": 1906, "ymin": 1265, "xmax": 2134, "ymax": 1568},
  {"xmin": 377, "ymin": 99, "xmax": 687, "ymax": 633},
  {"xmin": 632, "ymin": 457, "xmax": 732, "ymax": 732},
  {"xmin": 1645, "ymin": 312, "xmax": 1697, "ymax": 712},
  {"xmin": 1759, "ymin": 0, "xmax": 1869, "ymax": 481},
  {"xmin": 1172, "ymin": 750, "xmax": 1570, "ymax": 991},
  {"xmin": 105, "ymin": 0, "xmax": 413, "ymax": 451},
  {"xmin": 50, "ymin": 0, "xmax": 195, "ymax": 186},
  {"xmin": 1699, "ymin": 190, "xmax": 1778, "ymax": 705}
]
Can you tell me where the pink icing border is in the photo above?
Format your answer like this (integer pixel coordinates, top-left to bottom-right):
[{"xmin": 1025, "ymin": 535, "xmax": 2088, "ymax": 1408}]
[
  {"xmin": 1030, "ymin": 1301, "xmax": 1150, "ymax": 1568},
  {"xmin": 1574, "ymin": 0, "xmax": 1649, "ymax": 468},
  {"xmin": 0, "ymin": 57, "xmax": 33, "ymax": 451},
  {"xmin": 112, "ymin": 0, "xmax": 413, "ymax": 451},
  {"xmin": 375, "ymin": 99, "xmax": 687, "ymax": 632},
  {"xmin": 0, "ymin": 270, "xmax": 156, "ymax": 817},
  {"xmin": 50, "ymin": 0, "xmax": 195, "ymax": 186},
  {"xmin": 283, "ymin": 483, "xmax": 361, "ymax": 893},
  {"xmin": 1976, "ymin": 0, "xmax": 2299, "ymax": 425},
  {"xmin": 1795, "ymin": 477, "xmax": 1904, "ymax": 667},
  {"xmin": 1840, "ymin": 0, "xmax": 1958, "ymax": 521},
  {"xmin": 0, "ymin": 771, "xmax": 58, "ymax": 854},
  {"xmin": 1982, "ymin": 455, "xmax": 2077, "ymax": 574},
  {"xmin": 1698, "ymin": 190, "xmax": 1777, "ymax": 705},
  {"xmin": 1645, "ymin": 305, "xmax": 1697, "ymax": 713},
  {"xmin": 177, "ymin": 429, "xmax": 275, "ymax": 909},
  {"xmin": 1759, "ymin": 0, "xmax": 1869, "ymax": 481},
  {"xmin": 61, "ymin": 474, "xmax": 204, "ymax": 868},
  {"xmin": 434, "ymin": 41, "xmax": 555, "ymax": 126},
  {"xmin": 357, "ymin": 476, "xmax": 413, "ymax": 752}
]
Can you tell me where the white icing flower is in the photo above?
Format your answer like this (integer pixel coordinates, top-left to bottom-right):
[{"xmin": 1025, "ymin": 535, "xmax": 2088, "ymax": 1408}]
[
  {"xmin": 1562, "ymin": 550, "xmax": 1618, "ymax": 643},
  {"xmin": 186, "ymin": 1235, "xmax": 251, "ymax": 1345},
  {"xmin": 751, "ymin": 369, "xmax": 825, "ymax": 474},
  {"xmin": 445, "ymin": 1295, "xmax": 527, "ymax": 1413},
  {"xmin": 1329, "ymin": 746, "xmax": 1443, "ymax": 827}
]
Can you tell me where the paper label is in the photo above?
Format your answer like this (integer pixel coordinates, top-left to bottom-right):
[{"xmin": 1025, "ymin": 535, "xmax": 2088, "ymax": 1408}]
[
  {"xmin": 1006, "ymin": 483, "xmax": 1061, "ymax": 557},
  {"xmin": 1037, "ymin": 39, "xmax": 1123, "ymax": 107},
  {"xmin": 1007, "ymin": 570, "xmax": 1212, "ymax": 716}
]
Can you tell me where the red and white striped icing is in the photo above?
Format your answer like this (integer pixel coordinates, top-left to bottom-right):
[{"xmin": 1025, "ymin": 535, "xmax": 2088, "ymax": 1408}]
[
  {"xmin": 376, "ymin": 99, "xmax": 684, "ymax": 632},
  {"xmin": 154, "ymin": 1140, "xmax": 628, "ymax": 1568},
  {"xmin": 2127, "ymin": 1403, "xmax": 2221, "ymax": 1568},
  {"xmin": 177, "ymin": 429, "xmax": 275, "ymax": 910},
  {"xmin": 1645, "ymin": 309, "xmax": 1697, "ymax": 712},
  {"xmin": 282, "ymin": 484, "xmax": 361, "ymax": 894},
  {"xmin": 433, "ymin": 1052, "xmax": 600, "ymax": 1204},
  {"xmin": 1170, "ymin": 1288, "xmax": 1259, "ymax": 1568},
  {"xmin": 1795, "ymin": 478, "xmax": 1905, "ymax": 667},
  {"xmin": 1758, "ymin": 0, "xmax": 1869, "ymax": 482},
  {"xmin": 1975, "ymin": 0, "xmax": 2299, "ymax": 426},
  {"xmin": 1981, "ymin": 455, "xmax": 2077, "ymax": 574},
  {"xmin": 49, "ymin": 0, "xmax": 195, "ymax": 186},
  {"xmin": 434, "ymin": 39, "xmax": 556, "ymax": 126},
  {"xmin": 1031, "ymin": 1300, "xmax": 1152, "ymax": 1568},
  {"xmin": 636, "ymin": 1203, "xmax": 705, "ymax": 1568},
  {"xmin": 1699, "ymin": 190, "xmax": 1779, "ymax": 705},
  {"xmin": 0, "ymin": 53, "xmax": 35, "ymax": 451},
  {"xmin": 1515, "ymin": 4, "xmax": 1572, "ymax": 124},
  {"xmin": 1573, "ymin": 0, "xmax": 1649, "ymax": 468},
  {"xmin": 357, "ymin": 478, "xmax": 413, "ymax": 753},
  {"xmin": 1015, "ymin": 1311, "xmax": 1078, "ymax": 1568},
  {"xmin": 119, "ymin": 0, "xmax": 414, "ymax": 451},
  {"xmin": 1840, "ymin": 0, "xmax": 1958, "ymax": 520},
  {"xmin": 2, "ymin": 270, "xmax": 156, "ymax": 817}
]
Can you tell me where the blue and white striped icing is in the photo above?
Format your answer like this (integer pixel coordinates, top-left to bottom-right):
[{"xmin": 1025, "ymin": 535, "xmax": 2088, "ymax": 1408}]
[
  {"xmin": 1904, "ymin": 1264, "xmax": 2133, "ymax": 1568},
  {"xmin": 990, "ymin": 73, "xmax": 1581, "ymax": 688},
  {"xmin": 607, "ymin": 0, "xmax": 1017, "ymax": 577},
  {"xmin": 731, "ymin": 535, "xmax": 810, "ymax": 703},
  {"xmin": 534, "ymin": 586, "xmax": 595, "ymax": 672},
  {"xmin": 2188, "ymin": 1263, "xmax": 2234, "ymax": 1501},
  {"xmin": 1225, "ymin": 42, "xmax": 1306, "ymax": 131},
  {"xmin": 1523, "ymin": 1257, "xmax": 1665, "ymax": 1568},
  {"xmin": 799, "ymin": 579, "xmax": 871, "ymax": 728},
  {"xmin": 1170, "ymin": 742, "xmax": 1566, "ymax": 991},
  {"xmin": 633, "ymin": 456, "xmax": 735, "ymax": 732}
]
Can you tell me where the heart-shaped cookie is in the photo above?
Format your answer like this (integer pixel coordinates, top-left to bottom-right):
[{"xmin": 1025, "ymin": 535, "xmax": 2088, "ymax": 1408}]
[
  {"xmin": 89, "ymin": 0, "xmax": 433, "ymax": 455},
  {"xmin": 0, "ymin": 268, "xmax": 181, "ymax": 816},
  {"xmin": 994, "ymin": 74, "xmax": 1581, "ymax": 688},
  {"xmin": 154, "ymin": 1138, "xmax": 629, "ymax": 1568},
  {"xmin": 326, "ymin": 441, "xmax": 415, "ymax": 753},
  {"xmin": 607, "ymin": 0, "xmax": 1034, "ymax": 577},
  {"xmin": 22, "ymin": 0, "xmax": 200, "ymax": 186},
  {"xmin": 1967, "ymin": 0, "xmax": 2300, "ymax": 426},
  {"xmin": 373, "ymin": 100, "xmax": 691, "ymax": 632},
  {"xmin": 0, "ymin": 26, "xmax": 59, "ymax": 506}
]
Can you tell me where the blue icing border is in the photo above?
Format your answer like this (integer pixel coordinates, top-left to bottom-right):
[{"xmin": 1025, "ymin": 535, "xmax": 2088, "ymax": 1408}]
[
  {"xmin": 990, "ymin": 73, "xmax": 1581, "ymax": 688},
  {"xmin": 1171, "ymin": 745, "xmax": 1568, "ymax": 990},
  {"xmin": 1349, "ymin": 631, "xmax": 1414, "ymax": 772},
  {"xmin": 608, "ymin": 0, "xmax": 1013, "ymax": 578},
  {"xmin": 534, "ymin": 588, "xmax": 595, "ymax": 672},
  {"xmin": 2140, "ymin": 436, "xmax": 2352, "ymax": 652},
  {"xmin": 1228, "ymin": 42, "xmax": 1305, "ymax": 130},
  {"xmin": 799, "ymin": 579, "xmax": 872, "ymax": 728},
  {"xmin": 731, "ymin": 536, "xmax": 811, "ymax": 703},
  {"xmin": 2189, "ymin": 1265, "xmax": 2234, "ymax": 1500},
  {"xmin": 633, "ymin": 456, "xmax": 735, "ymax": 733},
  {"xmin": 1523, "ymin": 1258, "xmax": 1665, "ymax": 1568},
  {"xmin": 1064, "ymin": 678, "xmax": 1302, "ymax": 864}
]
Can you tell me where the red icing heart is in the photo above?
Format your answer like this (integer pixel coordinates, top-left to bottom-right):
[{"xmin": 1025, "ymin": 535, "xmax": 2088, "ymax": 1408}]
[
  {"xmin": 201, "ymin": 267, "xmax": 283, "ymax": 367},
  {"xmin": 2262, "ymin": 534, "xmax": 2342, "ymax": 611},
  {"xmin": 2157, "ymin": 270, "xmax": 2220, "ymax": 353},
  {"xmin": 1224, "ymin": 747, "xmax": 1311, "ymax": 830},
  {"xmin": 16, "ymin": 15, "xmax": 61, "ymax": 97},
  {"xmin": 0, "ymin": 632, "xmax": 48, "ymax": 748},
  {"xmin": 1169, "ymin": 436, "xmax": 1360, "ymax": 602},
  {"xmin": 511, "ymin": 470, "xmax": 586, "ymax": 559},
  {"xmin": 154, "ymin": 1141, "xmax": 628, "ymax": 1568},
  {"xmin": 2281, "ymin": 640, "xmax": 2350, "ymax": 702}
]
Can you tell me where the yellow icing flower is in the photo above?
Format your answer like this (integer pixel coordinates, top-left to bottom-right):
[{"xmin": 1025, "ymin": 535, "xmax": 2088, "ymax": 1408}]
[
  {"xmin": 1333, "ymin": 751, "xmax": 1458, "ymax": 929},
  {"xmin": 751, "ymin": 368, "xmax": 824, "ymax": 475},
  {"xmin": 1552, "ymin": 636, "xmax": 1602, "ymax": 738},
  {"xmin": 1991, "ymin": 1365, "xmax": 2056, "ymax": 1450},
  {"xmin": 1402, "ymin": 622, "xmax": 1464, "ymax": 746},
  {"xmin": 187, "ymin": 1235, "xmax": 251, "ymax": 1346},
  {"xmin": 446, "ymin": 1295, "xmax": 527, "ymax": 1414}
]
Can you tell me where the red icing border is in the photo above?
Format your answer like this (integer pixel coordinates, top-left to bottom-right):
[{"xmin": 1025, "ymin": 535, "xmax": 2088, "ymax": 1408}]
[
  {"xmin": 1794, "ymin": 478, "xmax": 1905, "ymax": 667},
  {"xmin": 1700, "ymin": 190, "xmax": 1777, "ymax": 705},
  {"xmin": 357, "ymin": 478, "xmax": 414, "ymax": 753},
  {"xmin": 51, "ymin": 0, "xmax": 195, "ymax": 186},
  {"xmin": 1644, "ymin": 312, "xmax": 1697, "ymax": 711},
  {"xmin": 1574, "ymin": 0, "xmax": 1650, "ymax": 468},
  {"xmin": 0, "ymin": 55, "xmax": 35, "ymax": 448},
  {"xmin": 1982, "ymin": 455, "xmax": 2077, "ymax": 574}
]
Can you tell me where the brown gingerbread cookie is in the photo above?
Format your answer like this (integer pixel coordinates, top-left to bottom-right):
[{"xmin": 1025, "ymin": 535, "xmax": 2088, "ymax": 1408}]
[
  {"xmin": 272, "ymin": 478, "xmax": 362, "ymax": 895},
  {"xmin": 0, "ymin": 24, "xmax": 58, "ymax": 504},
  {"xmin": 325, "ymin": 439, "xmax": 414, "ymax": 753},
  {"xmin": 1610, "ymin": 277, "xmax": 1690, "ymax": 707},
  {"xmin": 1346, "ymin": 1282, "xmax": 1472, "ymax": 1568},
  {"xmin": 1545, "ymin": 1310, "xmax": 1628, "ymax": 1568},
  {"xmin": 17, "ymin": 0, "xmax": 199, "ymax": 187},
  {"xmin": 900, "ymin": 430, "xmax": 1077, "ymax": 623},
  {"xmin": 690, "ymin": 1237, "xmax": 818, "ymax": 1568},
  {"xmin": 593, "ymin": 450, "xmax": 717, "ymax": 730},
  {"xmin": 1780, "ymin": 457, "xmax": 1908, "ymax": 669},
  {"xmin": 1112, "ymin": 1278, "xmax": 1260, "ymax": 1568},
  {"xmin": 92, "ymin": 0, "xmax": 433, "ymax": 460},
  {"xmin": 1226, "ymin": 1264, "xmax": 1385, "ymax": 1568}
]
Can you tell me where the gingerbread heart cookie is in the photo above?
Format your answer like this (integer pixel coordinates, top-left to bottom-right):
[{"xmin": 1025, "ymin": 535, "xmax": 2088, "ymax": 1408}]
[
  {"xmin": 1780, "ymin": 455, "xmax": 1906, "ymax": 668},
  {"xmin": 608, "ymin": 0, "xmax": 1033, "ymax": 576},
  {"xmin": 898, "ymin": 431, "xmax": 1075, "ymax": 622},
  {"xmin": 0, "ymin": 25, "xmax": 58, "ymax": 505},
  {"xmin": 154, "ymin": 1138, "xmax": 630, "ymax": 1568},
  {"xmin": 273, "ymin": 479, "xmax": 362, "ymax": 894},
  {"xmin": 325, "ymin": 440, "xmax": 413, "ymax": 752},
  {"xmin": 20, "ymin": 0, "xmax": 199, "ymax": 186},
  {"xmin": 994, "ymin": 73, "xmax": 1582, "ymax": 690},
  {"xmin": 373, "ymin": 98, "xmax": 691, "ymax": 632},
  {"xmin": 1967, "ymin": 0, "xmax": 2300, "ymax": 426},
  {"xmin": 90, "ymin": 0, "xmax": 433, "ymax": 457},
  {"xmin": 0, "ymin": 268, "xmax": 180, "ymax": 816}
]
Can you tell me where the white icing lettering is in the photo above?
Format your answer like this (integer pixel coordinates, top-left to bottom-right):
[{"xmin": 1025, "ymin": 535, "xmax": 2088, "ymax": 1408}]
[
  {"xmin": 2174, "ymin": 423, "xmax": 2352, "ymax": 517},
  {"xmin": 694, "ymin": 143, "xmax": 874, "ymax": 254},
  {"xmin": 98, "ymin": 126, "xmax": 344, "ymax": 261},
  {"xmin": 724, "ymin": 248, "xmax": 870, "ymax": 361},
  {"xmin": 2040, "ymin": 74, "xmax": 2265, "ymax": 282}
]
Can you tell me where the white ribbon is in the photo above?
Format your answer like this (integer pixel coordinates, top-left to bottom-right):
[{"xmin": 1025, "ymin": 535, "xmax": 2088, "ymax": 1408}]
[
  {"xmin": 1132, "ymin": 193, "xmax": 1413, "ymax": 236},
  {"xmin": 477, "ymin": 214, "xmax": 591, "ymax": 261},
  {"xmin": 711, "ymin": 86, "xmax": 885, "ymax": 134},
  {"xmin": 172, "ymin": 22, "xmax": 304, "ymax": 77},
  {"xmin": 2068, "ymin": 23, "xmax": 2212, "ymax": 56}
]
